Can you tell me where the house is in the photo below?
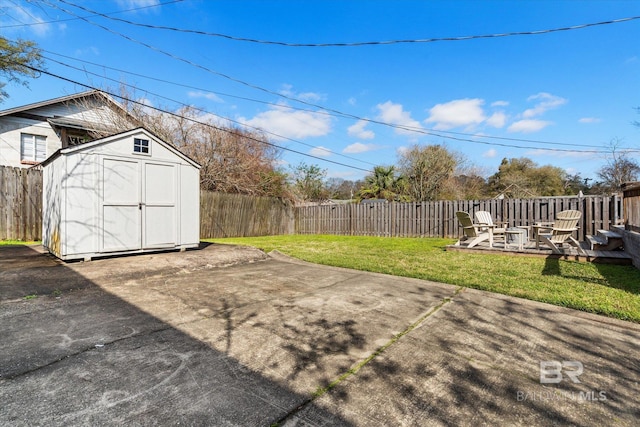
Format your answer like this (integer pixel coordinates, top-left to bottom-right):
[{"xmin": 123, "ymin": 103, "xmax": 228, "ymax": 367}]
[
  {"xmin": 0, "ymin": 90, "xmax": 138, "ymax": 168},
  {"xmin": 42, "ymin": 127, "xmax": 201, "ymax": 261}
]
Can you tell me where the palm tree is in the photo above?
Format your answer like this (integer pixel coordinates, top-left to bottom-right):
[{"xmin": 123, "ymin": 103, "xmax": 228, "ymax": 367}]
[{"xmin": 357, "ymin": 165, "xmax": 407, "ymax": 201}]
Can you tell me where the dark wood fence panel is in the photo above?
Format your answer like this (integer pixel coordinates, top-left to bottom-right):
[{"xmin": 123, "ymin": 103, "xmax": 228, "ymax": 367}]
[
  {"xmin": 0, "ymin": 166, "xmax": 43, "ymax": 241},
  {"xmin": 294, "ymin": 195, "xmax": 622, "ymax": 239},
  {"xmin": 0, "ymin": 163, "xmax": 623, "ymax": 242},
  {"xmin": 622, "ymin": 183, "xmax": 640, "ymax": 232},
  {"xmin": 200, "ymin": 191, "xmax": 294, "ymax": 238}
]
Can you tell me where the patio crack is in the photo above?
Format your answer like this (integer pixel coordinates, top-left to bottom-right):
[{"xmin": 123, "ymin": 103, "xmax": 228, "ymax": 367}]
[
  {"xmin": 0, "ymin": 325, "xmax": 175, "ymax": 381},
  {"xmin": 273, "ymin": 285, "xmax": 465, "ymax": 426}
]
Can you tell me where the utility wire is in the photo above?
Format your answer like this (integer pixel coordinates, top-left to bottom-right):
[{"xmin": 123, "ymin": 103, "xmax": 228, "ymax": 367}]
[
  {"xmin": 38, "ymin": 0, "xmax": 347, "ymax": 117},
  {"xmin": 43, "ymin": 54, "xmax": 378, "ymax": 166},
  {"xmin": 41, "ymin": 49, "xmax": 623, "ymax": 152},
  {"xmin": 33, "ymin": 58, "xmax": 624, "ymax": 156},
  {"xmin": 1, "ymin": 0, "xmax": 184, "ymax": 28},
  {"xmin": 38, "ymin": 1, "xmax": 634, "ymax": 153},
  {"xmin": 21, "ymin": 64, "xmax": 373, "ymax": 173},
  {"xmin": 54, "ymin": 0, "xmax": 640, "ymax": 47}
]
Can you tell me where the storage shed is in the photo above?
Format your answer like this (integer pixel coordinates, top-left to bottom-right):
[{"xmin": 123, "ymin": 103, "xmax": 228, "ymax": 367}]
[{"xmin": 42, "ymin": 127, "xmax": 201, "ymax": 261}]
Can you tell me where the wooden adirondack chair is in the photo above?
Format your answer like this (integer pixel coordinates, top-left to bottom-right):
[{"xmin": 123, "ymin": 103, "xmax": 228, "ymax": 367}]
[
  {"xmin": 474, "ymin": 211, "xmax": 507, "ymax": 238},
  {"xmin": 455, "ymin": 211, "xmax": 493, "ymax": 248},
  {"xmin": 537, "ymin": 210, "xmax": 586, "ymax": 255}
]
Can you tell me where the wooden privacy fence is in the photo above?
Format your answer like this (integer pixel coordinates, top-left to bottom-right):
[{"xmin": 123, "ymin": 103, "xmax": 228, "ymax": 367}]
[
  {"xmin": 0, "ymin": 166, "xmax": 43, "ymax": 241},
  {"xmin": 622, "ymin": 182, "xmax": 640, "ymax": 232},
  {"xmin": 0, "ymin": 163, "xmax": 622, "ymax": 242},
  {"xmin": 0, "ymin": 166, "xmax": 295, "ymax": 241},
  {"xmin": 200, "ymin": 191, "xmax": 295, "ymax": 238},
  {"xmin": 295, "ymin": 195, "xmax": 622, "ymax": 240}
]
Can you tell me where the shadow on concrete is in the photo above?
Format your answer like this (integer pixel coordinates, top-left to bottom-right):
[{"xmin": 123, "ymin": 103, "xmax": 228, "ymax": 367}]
[
  {"xmin": 0, "ymin": 245, "xmax": 351, "ymax": 426},
  {"xmin": 293, "ymin": 289, "xmax": 640, "ymax": 426},
  {"xmin": 542, "ymin": 253, "xmax": 640, "ymax": 294}
]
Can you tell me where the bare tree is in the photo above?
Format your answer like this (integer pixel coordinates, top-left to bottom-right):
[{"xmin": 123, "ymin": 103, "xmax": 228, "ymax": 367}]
[
  {"xmin": 596, "ymin": 139, "xmax": 640, "ymax": 193},
  {"xmin": 72, "ymin": 87, "xmax": 289, "ymax": 198},
  {"xmin": 398, "ymin": 144, "xmax": 459, "ymax": 201}
]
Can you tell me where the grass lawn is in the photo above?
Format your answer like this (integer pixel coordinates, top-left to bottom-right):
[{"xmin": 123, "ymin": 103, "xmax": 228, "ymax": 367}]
[
  {"xmin": 206, "ymin": 235, "xmax": 640, "ymax": 323},
  {"xmin": 0, "ymin": 240, "xmax": 40, "ymax": 246}
]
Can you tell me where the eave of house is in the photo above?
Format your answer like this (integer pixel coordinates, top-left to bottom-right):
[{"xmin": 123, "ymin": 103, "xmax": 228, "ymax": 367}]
[{"xmin": 0, "ymin": 90, "xmax": 140, "ymax": 126}]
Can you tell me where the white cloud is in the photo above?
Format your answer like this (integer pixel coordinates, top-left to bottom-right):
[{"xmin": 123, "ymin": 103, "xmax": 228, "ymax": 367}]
[
  {"xmin": 376, "ymin": 101, "xmax": 423, "ymax": 135},
  {"xmin": 343, "ymin": 142, "xmax": 380, "ymax": 154},
  {"xmin": 482, "ymin": 149, "xmax": 497, "ymax": 158},
  {"xmin": 116, "ymin": 0, "xmax": 160, "ymax": 9},
  {"xmin": 74, "ymin": 46, "xmax": 100, "ymax": 57},
  {"xmin": 298, "ymin": 92, "xmax": 325, "ymax": 102},
  {"xmin": 508, "ymin": 119, "xmax": 552, "ymax": 133},
  {"xmin": 279, "ymin": 84, "xmax": 325, "ymax": 102},
  {"xmin": 425, "ymin": 98, "xmax": 486, "ymax": 130},
  {"xmin": 347, "ymin": 120, "xmax": 375, "ymax": 140},
  {"xmin": 579, "ymin": 117, "xmax": 601, "ymax": 124},
  {"xmin": 522, "ymin": 92, "xmax": 567, "ymax": 118},
  {"xmin": 187, "ymin": 91, "xmax": 224, "ymax": 103},
  {"xmin": 491, "ymin": 100, "xmax": 509, "ymax": 107},
  {"xmin": 310, "ymin": 146, "xmax": 332, "ymax": 157},
  {"xmin": 239, "ymin": 106, "xmax": 332, "ymax": 140},
  {"xmin": 348, "ymin": 97, "xmax": 357, "ymax": 106},
  {"xmin": 486, "ymin": 111, "xmax": 507, "ymax": 128},
  {"xmin": 396, "ymin": 146, "xmax": 409, "ymax": 156},
  {"xmin": 1, "ymin": 2, "xmax": 52, "ymax": 36}
]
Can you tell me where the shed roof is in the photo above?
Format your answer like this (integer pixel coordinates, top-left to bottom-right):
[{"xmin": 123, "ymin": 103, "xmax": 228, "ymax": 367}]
[{"xmin": 41, "ymin": 127, "xmax": 201, "ymax": 169}]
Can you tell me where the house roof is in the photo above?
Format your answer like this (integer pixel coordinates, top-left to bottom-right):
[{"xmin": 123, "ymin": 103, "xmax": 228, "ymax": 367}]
[
  {"xmin": 0, "ymin": 90, "xmax": 138, "ymax": 124},
  {"xmin": 41, "ymin": 127, "xmax": 201, "ymax": 170},
  {"xmin": 47, "ymin": 117, "xmax": 112, "ymax": 132}
]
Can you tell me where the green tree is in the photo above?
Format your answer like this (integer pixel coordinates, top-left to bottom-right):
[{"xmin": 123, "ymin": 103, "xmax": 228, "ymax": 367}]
[
  {"xmin": 0, "ymin": 36, "xmax": 44, "ymax": 102},
  {"xmin": 488, "ymin": 157, "xmax": 568, "ymax": 197},
  {"xmin": 357, "ymin": 165, "xmax": 407, "ymax": 201},
  {"xmin": 290, "ymin": 162, "xmax": 329, "ymax": 202}
]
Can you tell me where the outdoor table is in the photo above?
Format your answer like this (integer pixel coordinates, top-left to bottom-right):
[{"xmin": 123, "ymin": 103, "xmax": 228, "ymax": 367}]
[{"xmin": 504, "ymin": 228, "xmax": 526, "ymax": 251}]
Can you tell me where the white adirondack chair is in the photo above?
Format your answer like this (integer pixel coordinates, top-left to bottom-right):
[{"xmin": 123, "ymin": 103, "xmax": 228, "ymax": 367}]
[
  {"xmin": 537, "ymin": 210, "xmax": 586, "ymax": 255},
  {"xmin": 455, "ymin": 211, "xmax": 494, "ymax": 248},
  {"xmin": 474, "ymin": 211, "xmax": 507, "ymax": 238}
]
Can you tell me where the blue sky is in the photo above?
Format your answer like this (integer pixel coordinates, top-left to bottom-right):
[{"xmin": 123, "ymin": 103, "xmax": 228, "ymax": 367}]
[{"xmin": 2, "ymin": 0, "xmax": 640, "ymax": 182}]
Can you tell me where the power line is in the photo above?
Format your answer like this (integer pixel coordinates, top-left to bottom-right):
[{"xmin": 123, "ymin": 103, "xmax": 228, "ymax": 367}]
[
  {"xmin": 38, "ymin": 1, "xmax": 634, "ymax": 154},
  {"xmin": 41, "ymin": 49, "xmax": 315, "ymax": 115},
  {"xmin": 42, "ymin": 53, "xmax": 378, "ymax": 167},
  {"xmin": 0, "ymin": 0, "xmax": 184, "ymax": 28},
  {"xmin": 21, "ymin": 64, "xmax": 373, "ymax": 173},
  {"xmin": 31, "ymin": 57, "xmax": 625, "ymax": 157},
  {"xmin": 54, "ymin": 0, "xmax": 640, "ymax": 47},
  {"xmin": 41, "ymin": 49, "xmax": 624, "ymax": 153}
]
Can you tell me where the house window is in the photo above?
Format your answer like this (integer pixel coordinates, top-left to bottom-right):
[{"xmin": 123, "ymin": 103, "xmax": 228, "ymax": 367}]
[
  {"xmin": 21, "ymin": 133, "xmax": 47, "ymax": 164},
  {"xmin": 133, "ymin": 138, "xmax": 150, "ymax": 154}
]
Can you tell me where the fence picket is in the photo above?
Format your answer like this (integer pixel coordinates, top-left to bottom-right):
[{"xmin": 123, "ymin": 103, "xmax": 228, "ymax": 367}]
[{"xmin": 0, "ymin": 165, "xmax": 628, "ymax": 241}]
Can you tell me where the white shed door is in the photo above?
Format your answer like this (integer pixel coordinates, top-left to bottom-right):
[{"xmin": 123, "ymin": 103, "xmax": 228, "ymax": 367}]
[
  {"xmin": 102, "ymin": 158, "xmax": 142, "ymax": 252},
  {"xmin": 101, "ymin": 158, "xmax": 177, "ymax": 253},
  {"xmin": 143, "ymin": 162, "xmax": 177, "ymax": 248}
]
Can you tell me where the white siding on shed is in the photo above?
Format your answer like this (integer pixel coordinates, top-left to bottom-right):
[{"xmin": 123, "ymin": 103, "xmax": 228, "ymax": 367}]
[{"xmin": 42, "ymin": 128, "xmax": 200, "ymax": 261}]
